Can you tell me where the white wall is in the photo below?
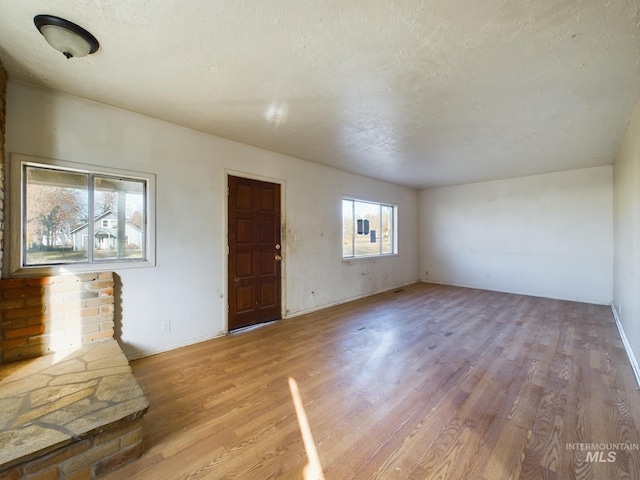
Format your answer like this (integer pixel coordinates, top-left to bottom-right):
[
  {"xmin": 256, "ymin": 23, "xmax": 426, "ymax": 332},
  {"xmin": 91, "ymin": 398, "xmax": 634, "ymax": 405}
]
[
  {"xmin": 613, "ymin": 95, "xmax": 640, "ymax": 378},
  {"xmin": 419, "ymin": 167, "xmax": 613, "ymax": 304},
  {"xmin": 5, "ymin": 80, "xmax": 419, "ymax": 359}
]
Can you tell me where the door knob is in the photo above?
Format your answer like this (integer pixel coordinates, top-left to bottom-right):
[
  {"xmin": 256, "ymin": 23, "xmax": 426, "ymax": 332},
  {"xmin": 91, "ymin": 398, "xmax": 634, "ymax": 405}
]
[{"xmin": 275, "ymin": 254, "xmax": 282, "ymax": 261}]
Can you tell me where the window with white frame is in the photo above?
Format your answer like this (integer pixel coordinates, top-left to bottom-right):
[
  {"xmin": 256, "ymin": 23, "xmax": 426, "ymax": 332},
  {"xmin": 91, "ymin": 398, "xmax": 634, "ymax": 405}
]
[
  {"xmin": 10, "ymin": 154, "xmax": 156, "ymax": 275},
  {"xmin": 342, "ymin": 198, "xmax": 396, "ymax": 258}
]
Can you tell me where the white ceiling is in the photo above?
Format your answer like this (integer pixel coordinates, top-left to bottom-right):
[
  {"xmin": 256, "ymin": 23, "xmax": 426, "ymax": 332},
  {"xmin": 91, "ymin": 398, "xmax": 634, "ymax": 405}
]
[{"xmin": 1, "ymin": 1, "xmax": 639, "ymax": 189}]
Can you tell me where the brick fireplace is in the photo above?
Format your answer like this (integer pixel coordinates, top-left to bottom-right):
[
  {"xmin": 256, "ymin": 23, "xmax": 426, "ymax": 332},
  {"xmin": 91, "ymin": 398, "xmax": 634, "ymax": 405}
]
[
  {"xmin": 0, "ymin": 273, "xmax": 149, "ymax": 479},
  {"xmin": 0, "ymin": 272, "xmax": 116, "ymax": 362}
]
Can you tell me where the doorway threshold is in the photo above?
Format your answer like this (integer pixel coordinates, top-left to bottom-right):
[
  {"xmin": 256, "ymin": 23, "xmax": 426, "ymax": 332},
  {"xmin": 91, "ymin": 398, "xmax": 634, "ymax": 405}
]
[{"xmin": 229, "ymin": 319, "xmax": 278, "ymax": 335}]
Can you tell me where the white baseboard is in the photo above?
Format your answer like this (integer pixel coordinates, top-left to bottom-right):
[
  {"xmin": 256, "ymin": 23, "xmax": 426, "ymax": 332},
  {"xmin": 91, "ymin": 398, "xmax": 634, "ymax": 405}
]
[
  {"xmin": 284, "ymin": 280, "xmax": 419, "ymax": 319},
  {"xmin": 422, "ymin": 279, "xmax": 610, "ymax": 306},
  {"xmin": 122, "ymin": 330, "xmax": 226, "ymax": 361},
  {"xmin": 611, "ymin": 304, "xmax": 640, "ymax": 388}
]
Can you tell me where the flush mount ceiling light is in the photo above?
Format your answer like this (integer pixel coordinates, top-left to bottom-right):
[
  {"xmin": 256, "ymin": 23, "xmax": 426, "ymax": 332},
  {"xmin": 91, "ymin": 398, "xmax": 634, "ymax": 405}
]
[{"xmin": 34, "ymin": 15, "xmax": 99, "ymax": 59}]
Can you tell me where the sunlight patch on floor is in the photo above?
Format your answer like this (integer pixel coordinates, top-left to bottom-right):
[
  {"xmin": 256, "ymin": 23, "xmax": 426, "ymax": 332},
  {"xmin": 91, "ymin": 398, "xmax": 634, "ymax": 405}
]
[{"xmin": 288, "ymin": 377, "xmax": 326, "ymax": 480}]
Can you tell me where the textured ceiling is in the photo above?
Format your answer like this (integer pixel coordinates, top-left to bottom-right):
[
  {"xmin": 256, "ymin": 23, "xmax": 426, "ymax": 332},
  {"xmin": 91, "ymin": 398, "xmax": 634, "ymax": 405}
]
[{"xmin": 1, "ymin": 1, "xmax": 639, "ymax": 189}]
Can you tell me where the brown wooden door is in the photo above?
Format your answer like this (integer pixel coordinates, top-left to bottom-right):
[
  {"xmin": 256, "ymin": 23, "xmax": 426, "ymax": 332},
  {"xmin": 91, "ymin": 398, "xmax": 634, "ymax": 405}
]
[{"xmin": 228, "ymin": 175, "xmax": 282, "ymax": 330}]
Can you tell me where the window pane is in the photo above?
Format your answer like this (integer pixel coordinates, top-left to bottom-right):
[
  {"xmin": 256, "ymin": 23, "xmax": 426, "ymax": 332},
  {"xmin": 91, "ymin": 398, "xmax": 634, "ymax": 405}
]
[
  {"xmin": 93, "ymin": 176, "xmax": 146, "ymax": 261},
  {"xmin": 24, "ymin": 166, "xmax": 89, "ymax": 265},
  {"xmin": 342, "ymin": 197, "xmax": 397, "ymax": 259},
  {"xmin": 354, "ymin": 201, "xmax": 381, "ymax": 257},
  {"xmin": 342, "ymin": 199, "xmax": 354, "ymax": 257},
  {"xmin": 381, "ymin": 205, "xmax": 393, "ymax": 254}
]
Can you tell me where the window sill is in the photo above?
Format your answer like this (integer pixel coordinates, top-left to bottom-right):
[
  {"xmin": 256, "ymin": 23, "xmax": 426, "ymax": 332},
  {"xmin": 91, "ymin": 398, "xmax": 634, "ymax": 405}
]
[
  {"xmin": 9, "ymin": 259, "xmax": 155, "ymax": 277},
  {"xmin": 342, "ymin": 253, "xmax": 398, "ymax": 263}
]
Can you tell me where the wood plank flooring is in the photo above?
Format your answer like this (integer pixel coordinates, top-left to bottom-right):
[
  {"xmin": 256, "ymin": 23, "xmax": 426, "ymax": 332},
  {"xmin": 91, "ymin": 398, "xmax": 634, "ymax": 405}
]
[{"xmin": 102, "ymin": 283, "xmax": 640, "ymax": 479}]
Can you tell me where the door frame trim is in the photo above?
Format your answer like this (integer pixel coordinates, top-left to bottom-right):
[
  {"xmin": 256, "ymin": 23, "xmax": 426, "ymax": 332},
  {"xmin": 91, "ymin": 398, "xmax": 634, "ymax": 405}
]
[{"xmin": 223, "ymin": 169, "xmax": 286, "ymax": 333}]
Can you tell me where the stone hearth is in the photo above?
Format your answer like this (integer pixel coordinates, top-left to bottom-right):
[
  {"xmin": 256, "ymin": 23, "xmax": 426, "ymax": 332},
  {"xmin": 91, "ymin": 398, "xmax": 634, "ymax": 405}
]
[{"xmin": 0, "ymin": 339, "xmax": 148, "ymax": 479}]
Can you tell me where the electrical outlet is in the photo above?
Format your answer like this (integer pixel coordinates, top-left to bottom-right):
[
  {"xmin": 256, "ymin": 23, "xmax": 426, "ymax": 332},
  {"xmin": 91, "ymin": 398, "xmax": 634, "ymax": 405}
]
[
  {"xmin": 618, "ymin": 304, "xmax": 623, "ymax": 315},
  {"xmin": 162, "ymin": 321, "xmax": 171, "ymax": 333},
  {"xmin": 425, "ymin": 270, "xmax": 429, "ymax": 277}
]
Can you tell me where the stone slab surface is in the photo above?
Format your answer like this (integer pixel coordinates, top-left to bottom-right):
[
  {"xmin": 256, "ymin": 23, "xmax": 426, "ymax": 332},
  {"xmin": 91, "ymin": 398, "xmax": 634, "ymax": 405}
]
[{"xmin": 0, "ymin": 339, "xmax": 149, "ymax": 469}]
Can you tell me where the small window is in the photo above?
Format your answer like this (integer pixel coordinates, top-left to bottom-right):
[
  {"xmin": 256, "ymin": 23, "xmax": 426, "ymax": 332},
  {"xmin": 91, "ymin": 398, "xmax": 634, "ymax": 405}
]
[
  {"xmin": 10, "ymin": 154, "xmax": 156, "ymax": 275},
  {"xmin": 342, "ymin": 198, "xmax": 397, "ymax": 258}
]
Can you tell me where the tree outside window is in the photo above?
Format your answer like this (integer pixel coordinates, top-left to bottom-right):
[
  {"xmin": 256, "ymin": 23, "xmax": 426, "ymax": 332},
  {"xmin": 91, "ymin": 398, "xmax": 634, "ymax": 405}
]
[{"xmin": 23, "ymin": 164, "xmax": 147, "ymax": 266}]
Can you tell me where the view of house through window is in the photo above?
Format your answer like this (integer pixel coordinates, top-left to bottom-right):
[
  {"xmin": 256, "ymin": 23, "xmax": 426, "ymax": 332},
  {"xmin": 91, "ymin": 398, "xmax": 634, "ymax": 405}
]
[
  {"xmin": 23, "ymin": 164, "xmax": 147, "ymax": 266},
  {"xmin": 342, "ymin": 198, "xmax": 396, "ymax": 258}
]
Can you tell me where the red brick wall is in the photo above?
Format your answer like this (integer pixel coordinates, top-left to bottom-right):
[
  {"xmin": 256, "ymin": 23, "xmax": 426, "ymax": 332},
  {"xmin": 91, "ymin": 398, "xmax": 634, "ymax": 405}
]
[
  {"xmin": 0, "ymin": 272, "xmax": 115, "ymax": 362},
  {"xmin": 0, "ymin": 417, "xmax": 143, "ymax": 480}
]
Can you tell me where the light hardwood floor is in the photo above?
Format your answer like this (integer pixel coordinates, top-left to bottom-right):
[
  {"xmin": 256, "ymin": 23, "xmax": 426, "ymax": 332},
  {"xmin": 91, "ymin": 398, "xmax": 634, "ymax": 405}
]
[{"xmin": 102, "ymin": 283, "xmax": 640, "ymax": 479}]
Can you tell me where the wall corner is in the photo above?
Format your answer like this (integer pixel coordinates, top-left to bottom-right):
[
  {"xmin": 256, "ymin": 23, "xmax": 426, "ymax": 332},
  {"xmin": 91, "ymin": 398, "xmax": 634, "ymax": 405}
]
[{"xmin": 0, "ymin": 60, "xmax": 6, "ymax": 274}]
